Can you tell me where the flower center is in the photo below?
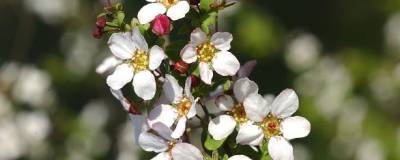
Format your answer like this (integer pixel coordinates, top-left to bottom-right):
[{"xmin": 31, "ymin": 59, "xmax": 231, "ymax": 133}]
[
  {"xmin": 131, "ymin": 50, "xmax": 149, "ymax": 72},
  {"xmin": 229, "ymin": 103, "xmax": 248, "ymax": 124},
  {"xmin": 176, "ymin": 97, "xmax": 192, "ymax": 118},
  {"xmin": 260, "ymin": 113, "xmax": 281, "ymax": 138},
  {"xmin": 161, "ymin": 0, "xmax": 178, "ymax": 7},
  {"xmin": 196, "ymin": 42, "xmax": 216, "ymax": 62}
]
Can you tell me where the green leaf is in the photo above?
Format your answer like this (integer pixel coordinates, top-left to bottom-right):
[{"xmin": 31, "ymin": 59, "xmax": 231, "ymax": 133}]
[
  {"xmin": 201, "ymin": 12, "xmax": 217, "ymax": 34},
  {"xmin": 116, "ymin": 11, "xmax": 125, "ymax": 25},
  {"xmin": 223, "ymin": 80, "xmax": 232, "ymax": 91},
  {"xmin": 222, "ymin": 154, "xmax": 229, "ymax": 160},
  {"xmin": 200, "ymin": 0, "xmax": 214, "ymax": 11},
  {"xmin": 204, "ymin": 133, "xmax": 226, "ymax": 151},
  {"xmin": 106, "ymin": 21, "xmax": 119, "ymax": 27},
  {"xmin": 114, "ymin": 3, "xmax": 123, "ymax": 10},
  {"xmin": 96, "ymin": 12, "xmax": 107, "ymax": 18}
]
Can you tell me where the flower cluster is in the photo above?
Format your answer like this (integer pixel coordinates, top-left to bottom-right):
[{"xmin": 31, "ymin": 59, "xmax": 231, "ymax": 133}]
[{"xmin": 95, "ymin": 1, "xmax": 310, "ymax": 160}]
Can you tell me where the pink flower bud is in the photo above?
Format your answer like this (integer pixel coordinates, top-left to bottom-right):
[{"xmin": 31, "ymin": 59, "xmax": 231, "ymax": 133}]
[
  {"xmin": 189, "ymin": 0, "xmax": 200, "ymax": 5},
  {"xmin": 173, "ymin": 60, "xmax": 189, "ymax": 74},
  {"xmin": 190, "ymin": 75, "xmax": 200, "ymax": 88},
  {"xmin": 96, "ymin": 17, "xmax": 107, "ymax": 28},
  {"xmin": 92, "ymin": 27, "xmax": 103, "ymax": 39},
  {"xmin": 152, "ymin": 14, "xmax": 171, "ymax": 36}
]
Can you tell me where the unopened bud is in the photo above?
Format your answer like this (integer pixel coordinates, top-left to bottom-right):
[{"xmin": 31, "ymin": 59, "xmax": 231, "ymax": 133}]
[
  {"xmin": 152, "ymin": 14, "xmax": 171, "ymax": 36},
  {"xmin": 92, "ymin": 27, "xmax": 103, "ymax": 39},
  {"xmin": 190, "ymin": 75, "xmax": 200, "ymax": 88},
  {"xmin": 189, "ymin": 0, "xmax": 200, "ymax": 5},
  {"xmin": 173, "ymin": 60, "xmax": 189, "ymax": 74},
  {"xmin": 96, "ymin": 17, "xmax": 107, "ymax": 28}
]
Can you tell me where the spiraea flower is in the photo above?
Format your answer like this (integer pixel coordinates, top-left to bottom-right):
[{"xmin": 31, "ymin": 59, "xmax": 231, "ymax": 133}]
[
  {"xmin": 206, "ymin": 78, "xmax": 259, "ymax": 141},
  {"xmin": 138, "ymin": 122, "xmax": 203, "ymax": 160},
  {"xmin": 148, "ymin": 75, "xmax": 199, "ymax": 138},
  {"xmin": 237, "ymin": 89, "xmax": 311, "ymax": 160},
  {"xmin": 180, "ymin": 28, "xmax": 240, "ymax": 84},
  {"xmin": 137, "ymin": 0, "xmax": 190, "ymax": 24},
  {"xmin": 106, "ymin": 28, "xmax": 166, "ymax": 100}
]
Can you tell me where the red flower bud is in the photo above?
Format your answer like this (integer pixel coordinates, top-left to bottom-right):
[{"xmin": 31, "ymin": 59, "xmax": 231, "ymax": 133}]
[
  {"xmin": 190, "ymin": 75, "xmax": 200, "ymax": 88},
  {"xmin": 152, "ymin": 14, "xmax": 171, "ymax": 36},
  {"xmin": 189, "ymin": 0, "xmax": 200, "ymax": 5},
  {"xmin": 92, "ymin": 27, "xmax": 103, "ymax": 39},
  {"xmin": 173, "ymin": 60, "xmax": 189, "ymax": 74},
  {"xmin": 96, "ymin": 17, "xmax": 107, "ymax": 28}
]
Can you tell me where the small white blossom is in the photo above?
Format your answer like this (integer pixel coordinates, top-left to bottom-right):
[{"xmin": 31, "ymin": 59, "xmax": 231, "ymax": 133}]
[
  {"xmin": 228, "ymin": 155, "xmax": 252, "ymax": 160},
  {"xmin": 138, "ymin": 0, "xmax": 190, "ymax": 24},
  {"xmin": 180, "ymin": 28, "xmax": 240, "ymax": 84},
  {"xmin": 236, "ymin": 89, "xmax": 311, "ymax": 160},
  {"xmin": 138, "ymin": 122, "xmax": 203, "ymax": 160},
  {"xmin": 106, "ymin": 28, "xmax": 166, "ymax": 100},
  {"xmin": 148, "ymin": 75, "xmax": 199, "ymax": 138}
]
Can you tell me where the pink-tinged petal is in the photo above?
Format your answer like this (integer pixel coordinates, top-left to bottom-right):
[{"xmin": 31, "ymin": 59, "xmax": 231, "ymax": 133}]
[
  {"xmin": 180, "ymin": 44, "xmax": 198, "ymax": 63},
  {"xmin": 151, "ymin": 122, "xmax": 173, "ymax": 141},
  {"xmin": 268, "ymin": 136, "xmax": 294, "ymax": 160},
  {"xmin": 171, "ymin": 143, "xmax": 203, "ymax": 160},
  {"xmin": 128, "ymin": 114, "xmax": 146, "ymax": 144},
  {"xmin": 106, "ymin": 64, "xmax": 134, "ymax": 90},
  {"xmin": 96, "ymin": 56, "xmax": 122, "ymax": 74},
  {"xmin": 233, "ymin": 78, "xmax": 259, "ymax": 102},
  {"xmin": 166, "ymin": 1, "xmax": 190, "ymax": 20},
  {"xmin": 281, "ymin": 116, "xmax": 311, "ymax": 140},
  {"xmin": 228, "ymin": 155, "xmax": 252, "ymax": 160},
  {"xmin": 108, "ymin": 32, "xmax": 135, "ymax": 59},
  {"xmin": 243, "ymin": 93, "xmax": 270, "ymax": 122},
  {"xmin": 236, "ymin": 123, "xmax": 264, "ymax": 146},
  {"xmin": 149, "ymin": 45, "xmax": 166, "ymax": 70},
  {"xmin": 208, "ymin": 115, "xmax": 236, "ymax": 140},
  {"xmin": 190, "ymin": 28, "xmax": 208, "ymax": 46},
  {"xmin": 151, "ymin": 152, "xmax": 171, "ymax": 160},
  {"xmin": 237, "ymin": 60, "xmax": 257, "ymax": 78},
  {"xmin": 199, "ymin": 62, "xmax": 213, "ymax": 84},
  {"xmin": 271, "ymin": 89, "xmax": 299, "ymax": 118},
  {"xmin": 148, "ymin": 104, "xmax": 178, "ymax": 127},
  {"xmin": 163, "ymin": 74, "xmax": 183, "ymax": 103},
  {"xmin": 138, "ymin": 3, "xmax": 167, "ymax": 24},
  {"xmin": 171, "ymin": 117, "xmax": 187, "ymax": 139},
  {"xmin": 212, "ymin": 51, "xmax": 240, "ymax": 76},
  {"xmin": 131, "ymin": 27, "xmax": 149, "ymax": 50},
  {"xmin": 132, "ymin": 70, "xmax": 156, "ymax": 100},
  {"xmin": 211, "ymin": 32, "xmax": 233, "ymax": 51},
  {"xmin": 138, "ymin": 131, "xmax": 168, "ymax": 152}
]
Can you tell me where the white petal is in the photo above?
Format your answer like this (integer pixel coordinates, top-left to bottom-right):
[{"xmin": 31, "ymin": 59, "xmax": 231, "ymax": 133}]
[
  {"xmin": 237, "ymin": 60, "xmax": 257, "ymax": 78},
  {"xmin": 180, "ymin": 44, "xmax": 198, "ymax": 63},
  {"xmin": 129, "ymin": 114, "xmax": 146, "ymax": 144},
  {"xmin": 138, "ymin": 131, "xmax": 168, "ymax": 152},
  {"xmin": 215, "ymin": 95, "xmax": 234, "ymax": 111},
  {"xmin": 146, "ymin": 0, "xmax": 156, "ymax": 2},
  {"xmin": 108, "ymin": 32, "xmax": 135, "ymax": 59},
  {"xmin": 106, "ymin": 64, "xmax": 134, "ymax": 90},
  {"xmin": 211, "ymin": 32, "xmax": 233, "ymax": 51},
  {"xmin": 151, "ymin": 122, "xmax": 173, "ymax": 141},
  {"xmin": 236, "ymin": 123, "xmax": 264, "ymax": 146},
  {"xmin": 171, "ymin": 117, "xmax": 187, "ymax": 138},
  {"xmin": 184, "ymin": 77, "xmax": 193, "ymax": 98},
  {"xmin": 281, "ymin": 116, "xmax": 310, "ymax": 140},
  {"xmin": 208, "ymin": 115, "xmax": 236, "ymax": 140},
  {"xmin": 138, "ymin": 3, "xmax": 167, "ymax": 24},
  {"xmin": 233, "ymin": 78, "xmax": 259, "ymax": 102},
  {"xmin": 131, "ymin": 27, "xmax": 149, "ymax": 50},
  {"xmin": 151, "ymin": 152, "xmax": 171, "ymax": 160},
  {"xmin": 190, "ymin": 28, "xmax": 208, "ymax": 46},
  {"xmin": 148, "ymin": 104, "xmax": 178, "ymax": 127},
  {"xmin": 171, "ymin": 143, "xmax": 203, "ymax": 160},
  {"xmin": 186, "ymin": 98, "xmax": 199, "ymax": 118},
  {"xmin": 271, "ymin": 89, "xmax": 299, "ymax": 118},
  {"xmin": 212, "ymin": 51, "xmax": 240, "ymax": 76},
  {"xmin": 228, "ymin": 155, "xmax": 252, "ymax": 160},
  {"xmin": 166, "ymin": 1, "xmax": 190, "ymax": 21},
  {"xmin": 133, "ymin": 70, "xmax": 156, "ymax": 100},
  {"xmin": 204, "ymin": 98, "xmax": 222, "ymax": 114},
  {"xmin": 199, "ymin": 62, "xmax": 213, "ymax": 84},
  {"xmin": 268, "ymin": 137, "xmax": 294, "ymax": 160},
  {"xmin": 163, "ymin": 74, "xmax": 183, "ymax": 103},
  {"xmin": 243, "ymin": 93, "xmax": 269, "ymax": 122},
  {"xmin": 96, "ymin": 56, "xmax": 122, "ymax": 74},
  {"xmin": 149, "ymin": 45, "xmax": 166, "ymax": 70}
]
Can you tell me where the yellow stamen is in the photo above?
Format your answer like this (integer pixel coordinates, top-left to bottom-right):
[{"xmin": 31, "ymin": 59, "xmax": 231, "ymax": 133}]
[
  {"xmin": 260, "ymin": 113, "xmax": 281, "ymax": 138},
  {"xmin": 196, "ymin": 42, "xmax": 216, "ymax": 62},
  {"xmin": 176, "ymin": 97, "xmax": 192, "ymax": 118},
  {"xmin": 229, "ymin": 103, "xmax": 248, "ymax": 124},
  {"xmin": 131, "ymin": 50, "xmax": 149, "ymax": 72},
  {"xmin": 161, "ymin": 0, "xmax": 178, "ymax": 7}
]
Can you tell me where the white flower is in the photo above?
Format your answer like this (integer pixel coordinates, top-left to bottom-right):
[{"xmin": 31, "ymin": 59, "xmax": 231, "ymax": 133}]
[
  {"xmin": 207, "ymin": 78, "xmax": 260, "ymax": 141},
  {"xmin": 236, "ymin": 89, "xmax": 311, "ymax": 160},
  {"xmin": 148, "ymin": 75, "xmax": 199, "ymax": 138},
  {"xmin": 228, "ymin": 155, "xmax": 252, "ymax": 160},
  {"xmin": 138, "ymin": 122, "xmax": 203, "ymax": 160},
  {"xmin": 106, "ymin": 28, "xmax": 166, "ymax": 100},
  {"xmin": 138, "ymin": 0, "xmax": 190, "ymax": 24},
  {"xmin": 180, "ymin": 28, "xmax": 240, "ymax": 84}
]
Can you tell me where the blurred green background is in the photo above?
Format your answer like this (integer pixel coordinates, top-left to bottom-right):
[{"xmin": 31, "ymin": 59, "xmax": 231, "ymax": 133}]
[{"xmin": 1, "ymin": 0, "xmax": 400, "ymax": 159}]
